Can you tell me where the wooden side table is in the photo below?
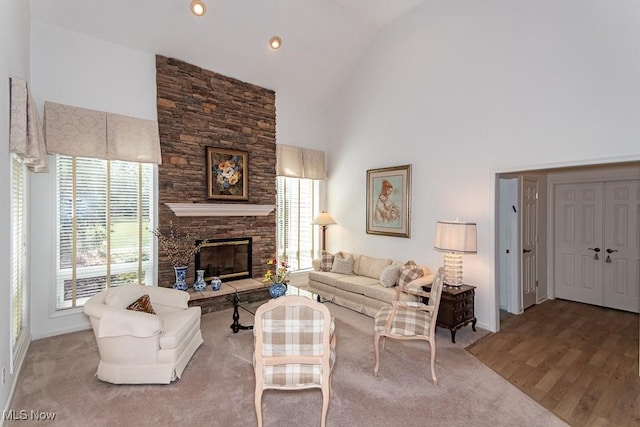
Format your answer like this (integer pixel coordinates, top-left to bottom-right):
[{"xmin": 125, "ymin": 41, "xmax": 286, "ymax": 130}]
[{"xmin": 425, "ymin": 284, "xmax": 477, "ymax": 343}]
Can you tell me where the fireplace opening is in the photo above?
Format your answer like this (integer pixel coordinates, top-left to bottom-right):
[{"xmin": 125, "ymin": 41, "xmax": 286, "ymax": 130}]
[{"xmin": 195, "ymin": 237, "xmax": 252, "ymax": 282}]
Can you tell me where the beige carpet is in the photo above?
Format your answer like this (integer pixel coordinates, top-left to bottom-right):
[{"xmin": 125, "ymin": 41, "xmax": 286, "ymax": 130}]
[{"xmin": 8, "ymin": 303, "xmax": 567, "ymax": 426}]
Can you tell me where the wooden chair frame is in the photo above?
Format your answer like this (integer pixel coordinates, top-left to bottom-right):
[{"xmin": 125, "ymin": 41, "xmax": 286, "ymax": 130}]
[
  {"xmin": 253, "ymin": 295, "xmax": 335, "ymax": 427},
  {"xmin": 373, "ymin": 267, "xmax": 444, "ymax": 384}
]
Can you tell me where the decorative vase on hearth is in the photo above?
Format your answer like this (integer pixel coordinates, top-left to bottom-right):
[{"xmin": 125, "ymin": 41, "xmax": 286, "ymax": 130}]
[
  {"xmin": 193, "ymin": 269, "xmax": 207, "ymax": 292},
  {"xmin": 173, "ymin": 266, "xmax": 188, "ymax": 291},
  {"xmin": 210, "ymin": 276, "xmax": 222, "ymax": 291},
  {"xmin": 269, "ymin": 282, "xmax": 287, "ymax": 299}
]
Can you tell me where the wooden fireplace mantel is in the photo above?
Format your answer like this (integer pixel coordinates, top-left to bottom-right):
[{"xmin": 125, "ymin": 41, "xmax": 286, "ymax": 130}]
[{"xmin": 165, "ymin": 203, "xmax": 275, "ymax": 217}]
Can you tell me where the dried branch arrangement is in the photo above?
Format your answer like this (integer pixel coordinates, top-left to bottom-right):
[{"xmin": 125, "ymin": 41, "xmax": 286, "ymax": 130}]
[{"xmin": 152, "ymin": 221, "xmax": 201, "ymax": 267}]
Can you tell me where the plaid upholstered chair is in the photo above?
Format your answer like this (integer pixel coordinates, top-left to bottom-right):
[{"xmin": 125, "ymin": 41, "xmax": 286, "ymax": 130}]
[
  {"xmin": 373, "ymin": 267, "xmax": 444, "ymax": 384},
  {"xmin": 253, "ymin": 295, "xmax": 336, "ymax": 427}
]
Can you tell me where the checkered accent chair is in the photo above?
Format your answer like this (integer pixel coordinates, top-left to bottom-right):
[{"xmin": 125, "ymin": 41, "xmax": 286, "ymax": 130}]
[
  {"xmin": 253, "ymin": 295, "xmax": 336, "ymax": 427},
  {"xmin": 373, "ymin": 267, "xmax": 444, "ymax": 385}
]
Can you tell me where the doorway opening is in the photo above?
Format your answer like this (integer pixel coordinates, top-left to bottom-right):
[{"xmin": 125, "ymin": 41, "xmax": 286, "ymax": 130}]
[{"xmin": 495, "ymin": 160, "xmax": 640, "ymax": 330}]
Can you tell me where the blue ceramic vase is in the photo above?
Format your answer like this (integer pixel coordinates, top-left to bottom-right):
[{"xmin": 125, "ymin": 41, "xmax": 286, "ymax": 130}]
[
  {"xmin": 173, "ymin": 266, "xmax": 188, "ymax": 291},
  {"xmin": 210, "ymin": 276, "xmax": 222, "ymax": 291},
  {"xmin": 269, "ymin": 282, "xmax": 287, "ymax": 299},
  {"xmin": 193, "ymin": 269, "xmax": 206, "ymax": 292}
]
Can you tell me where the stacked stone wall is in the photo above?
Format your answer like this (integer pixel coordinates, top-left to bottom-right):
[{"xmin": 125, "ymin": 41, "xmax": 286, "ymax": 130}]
[{"xmin": 156, "ymin": 55, "xmax": 276, "ymax": 286}]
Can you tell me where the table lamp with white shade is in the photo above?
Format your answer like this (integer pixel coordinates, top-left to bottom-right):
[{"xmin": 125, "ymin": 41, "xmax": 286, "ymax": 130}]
[{"xmin": 433, "ymin": 220, "xmax": 477, "ymax": 287}]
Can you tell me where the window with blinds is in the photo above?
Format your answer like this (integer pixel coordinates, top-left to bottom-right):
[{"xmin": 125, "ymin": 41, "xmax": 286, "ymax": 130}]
[
  {"xmin": 11, "ymin": 154, "xmax": 26, "ymax": 349},
  {"xmin": 56, "ymin": 155, "xmax": 154, "ymax": 309},
  {"xmin": 276, "ymin": 176, "xmax": 319, "ymax": 271}
]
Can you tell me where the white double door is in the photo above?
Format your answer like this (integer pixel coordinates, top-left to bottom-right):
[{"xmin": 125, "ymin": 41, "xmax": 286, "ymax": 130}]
[{"xmin": 554, "ymin": 180, "xmax": 640, "ymax": 313}]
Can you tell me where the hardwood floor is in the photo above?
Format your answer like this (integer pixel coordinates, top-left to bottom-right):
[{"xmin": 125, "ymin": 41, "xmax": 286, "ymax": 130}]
[{"xmin": 467, "ymin": 299, "xmax": 640, "ymax": 426}]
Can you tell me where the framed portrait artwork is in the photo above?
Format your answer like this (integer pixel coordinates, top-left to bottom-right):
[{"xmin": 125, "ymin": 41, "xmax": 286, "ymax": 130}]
[
  {"xmin": 366, "ymin": 164, "xmax": 411, "ymax": 238},
  {"xmin": 206, "ymin": 147, "xmax": 249, "ymax": 200}
]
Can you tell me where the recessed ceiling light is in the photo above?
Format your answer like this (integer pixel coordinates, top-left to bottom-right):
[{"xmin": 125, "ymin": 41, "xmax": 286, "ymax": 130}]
[
  {"xmin": 190, "ymin": 0, "xmax": 206, "ymax": 17},
  {"xmin": 269, "ymin": 36, "xmax": 282, "ymax": 50}
]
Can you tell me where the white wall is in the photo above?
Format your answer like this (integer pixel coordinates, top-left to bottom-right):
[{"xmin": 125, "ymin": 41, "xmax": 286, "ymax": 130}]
[
  {"xmin": 327, "ymin": 0, "xmax": 640, "ymax": 331},
  {"xmin": 1, "ymin": 0, "xmax": 31, "ymax": 414},
  {"xmin": 29, "ymin": 22, "xmax": 158, "ymax": 339},
  {"xmin": 30, "ymin": 22, "xmax": 158, "ymax": 119},
  {"xmin": 276, "ymin": 92, "xmax": 328, "ymax": 151}
]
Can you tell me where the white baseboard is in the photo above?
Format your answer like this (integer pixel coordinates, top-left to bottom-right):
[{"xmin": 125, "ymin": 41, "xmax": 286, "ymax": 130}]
[{"xmin": 31, "ymin": 323, "xmax": 91, "ymax": 340}]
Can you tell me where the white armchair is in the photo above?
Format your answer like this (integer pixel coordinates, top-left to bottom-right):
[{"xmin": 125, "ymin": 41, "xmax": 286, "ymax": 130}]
[{"xmin": 83, "ymin": 283, "xmax": 203, "ymax": 384}]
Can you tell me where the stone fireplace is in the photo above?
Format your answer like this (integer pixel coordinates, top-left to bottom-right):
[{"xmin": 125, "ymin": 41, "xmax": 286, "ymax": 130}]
[
  {"xmin": 195, "ymin": 237, "xmax": 252, "ymax": 282},
  {"xmin": 155, "ymin": 55, "xmax": 277, "ymax": 287}
]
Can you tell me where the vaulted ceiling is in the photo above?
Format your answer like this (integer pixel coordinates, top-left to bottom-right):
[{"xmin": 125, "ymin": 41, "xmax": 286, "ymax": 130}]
[{"xmin": 30, "ymin": 0, "xmax": 427, "ymax": 106}]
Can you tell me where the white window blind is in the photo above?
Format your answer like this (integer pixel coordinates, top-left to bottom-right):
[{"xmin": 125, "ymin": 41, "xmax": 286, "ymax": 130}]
[
  {"xmin": 56, "ymin": 155, "xmax": 154, "ymax": 309},
  {"xmin": 276, "ymin": 176, "xmax": 319, "ymax": 271},
  {"xmin": 11, "ymin": 154, "xmax": 27, "ymax": 348}
]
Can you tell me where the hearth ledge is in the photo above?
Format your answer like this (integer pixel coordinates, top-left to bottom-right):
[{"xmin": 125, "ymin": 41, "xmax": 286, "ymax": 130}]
[{"xmin": 166, "ymin": 203, "xmax": 275, "ymax": 217}]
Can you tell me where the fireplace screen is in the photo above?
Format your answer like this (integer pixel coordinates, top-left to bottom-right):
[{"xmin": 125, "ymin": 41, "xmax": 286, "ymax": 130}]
[{"xmin": 195, "ymin": 237, "xmax": 252, "ymax": 282}]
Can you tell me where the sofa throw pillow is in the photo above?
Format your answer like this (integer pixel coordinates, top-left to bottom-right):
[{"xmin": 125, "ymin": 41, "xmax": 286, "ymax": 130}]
[
  {"xmin": 379, "ymin": 263, "xmax": 401, "ymax": 288},
  {"xmin": 340, "ymin": 251, "xmax": 361, "ymax": 275},
  {"xmin": 398, "ymin": 260, "xmax": 424, "ymax": 289},
  {"xmin": 126, "ymin": 294, "xmax": 156, "ymax": 315},
  {"xmin": 320, "ymin": 250, "xmax": 335, "ymax": 272},
  {"xmin": 331, "ymin": 253, "xmax": 354, "ymax": 275}
]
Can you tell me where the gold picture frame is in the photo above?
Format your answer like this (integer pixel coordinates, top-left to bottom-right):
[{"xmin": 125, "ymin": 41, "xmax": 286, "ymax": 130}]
[
  {"xmin": 366, "ymin": 164, "xmax": 411, "ymax": 238},
  {"xmin": 206, "ymin": 147, "xmax": 248, "ymax": 200}
]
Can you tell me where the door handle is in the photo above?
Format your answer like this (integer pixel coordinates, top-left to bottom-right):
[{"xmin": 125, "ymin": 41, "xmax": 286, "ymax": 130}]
[
  {"xmin": 588, "ymin": 247, "xmax": 601, "ymax": 253},
  {"xmin": 523, "ymin": 249, "xmax": 532, "ymax": 253},
  {"xmin": 606, "ymin": 249, "xmax": 618, "ymax": 254}
]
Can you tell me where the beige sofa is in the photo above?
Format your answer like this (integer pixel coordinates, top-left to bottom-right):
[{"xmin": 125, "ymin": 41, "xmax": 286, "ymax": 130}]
[
  {"xmin": 84, "ymin": 283, "xmax": 203, "ymax": 384},
  {"xmin": 308, "ymin": 252, "xmax": 434, "ymax": 317}
]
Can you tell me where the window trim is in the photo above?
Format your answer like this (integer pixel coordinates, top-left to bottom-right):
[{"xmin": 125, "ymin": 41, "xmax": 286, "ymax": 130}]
[
  {"xmin": 54, "ymin": 155, "xmax": 156, "ymax": 310},
  {"xmin": 10, "ymin": 154, "xmax": 30, "ymax": 373}
]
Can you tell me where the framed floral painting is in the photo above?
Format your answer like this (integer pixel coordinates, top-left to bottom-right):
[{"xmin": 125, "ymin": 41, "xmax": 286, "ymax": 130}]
[
  {"xmin": 206, "ymin": 147, "xmax": 248, "ymax": 200},
  {"xmin": 366, "ymin": 164, "xmax": 411, "ymax": 238}
]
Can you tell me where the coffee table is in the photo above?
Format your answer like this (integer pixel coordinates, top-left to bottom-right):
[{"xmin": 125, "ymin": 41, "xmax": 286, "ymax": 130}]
[{"xmin": 228, "ymin": 284, "xmax": 319, "ymax": 333}]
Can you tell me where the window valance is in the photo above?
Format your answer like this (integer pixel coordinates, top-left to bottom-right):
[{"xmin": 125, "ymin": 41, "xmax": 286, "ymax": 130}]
[
  {"xmin": 44, "ymin": 102, "xmax": 162, "ymax": 164},
  {"xmin": 9, "ymin": 77, "xmax": 48, "ymax": 172},
  {"xmin": 276, "ymin": 144, "xmax": 326, "ymax": 180}
]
